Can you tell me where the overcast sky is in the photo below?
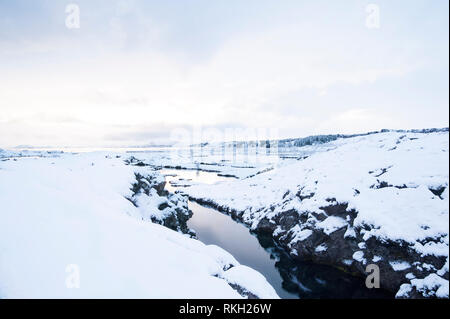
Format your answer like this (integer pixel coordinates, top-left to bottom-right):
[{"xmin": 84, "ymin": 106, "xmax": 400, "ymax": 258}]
[{"xmin": 0, "ymin": 0, "xmax": 448, "ymax": 147}]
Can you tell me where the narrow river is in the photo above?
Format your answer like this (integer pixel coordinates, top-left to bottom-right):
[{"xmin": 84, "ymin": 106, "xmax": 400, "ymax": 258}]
[{"xmin": 161, "ymin": 168, "xmax": 393, "ymax": 299}]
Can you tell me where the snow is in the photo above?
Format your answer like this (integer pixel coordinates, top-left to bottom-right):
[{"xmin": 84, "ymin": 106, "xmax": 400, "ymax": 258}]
[
  {"xmin": 390, "ymin": 261, "xmax": 411, "ymax": 272},
  {"xmin": 180, "ymin": 131, "xmax": 449, "ymax": 297},
  {"xmin": 132, "ymin": 186, "xmax": 191, "ymax": 227},
  {"xmin": 405, "ymin": 273, "xmax": 415, "ymax": 280},
  {"xmin": 372, "ymin": 255, "xmax": 383, "ymax": 262},
  {"xmin": 204, "ymin": 245, "xmax": 239, "ymax": 271},
  {"xmin": 342, "ymin": 259, "xmax": 353, "ymax": 266},
  {"xmin": 1, "ymin": 129, "xmax": 448, "ymax": 298},
  {"xmin": 126, "ymin": 147, "xmax": 277, "ymax": 180},
  {"xmin": 220, "ymin": 265, "xmax": 279, "ymax": 299},
  {"xmin": 354, "ymin": 185, "xmax": 448, "ymax": 247},
  {"xmin": 290, "ymin": 228, "xmax": 312, "ymax": 242},
  {"xmin": 352, "ymin": 251, "xmax": 366, "ymax": 264},
  {"xmin": 358, "ymin": 242, "xmax": 367, "ymax": 249},
  {"xmin": 0, "ymin": 153, "xmax": 278, "ymax": 298},
  {"xmin": 411, "ymin": 274, "xmax": 449, "ymax": 298},
  {"xmin": 315, "ymin": 244, "xmax": 327, "ymax": 252},
  {"xmin": 184, "ymin": 132, "xmax": 448, "ymax": 253},
  {"xmin": 397, "ymin": 274, "xmax": 449, "ymax": 298},
  {"xmin": 395, "ymin": 284, "xmax": 413, "ymax": 298},
  {"xmin": 344, "ymin": 226, "xmax": 356, "ymax": 239},
  {"xmin": 316, "ymin": 216, "xmax": 347, "ymax": 235},
  {"xmin": 442, "ymin": 187, "xmax": 449, "ymax": 200}
]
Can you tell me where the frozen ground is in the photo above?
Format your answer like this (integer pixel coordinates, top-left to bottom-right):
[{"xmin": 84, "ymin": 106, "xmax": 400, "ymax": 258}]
[{"xmin": 0, "ymin": 152, "xmax": 278, "ymax": 298}]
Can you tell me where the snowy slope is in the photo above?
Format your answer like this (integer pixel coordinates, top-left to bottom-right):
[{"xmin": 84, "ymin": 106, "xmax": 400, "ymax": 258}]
[
  {"xmin": 183, "ymin": 131, "xmax": 449, "ymax": 298},
  {"xmin": 0, "ymin": 153, "xmax": 278, "ymax": 299}
]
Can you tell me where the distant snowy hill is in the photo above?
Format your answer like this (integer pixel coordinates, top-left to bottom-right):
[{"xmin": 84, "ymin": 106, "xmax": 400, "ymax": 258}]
[{"xmin": 185, "ymin": 130, "xmax": 449, "ymax": 298}]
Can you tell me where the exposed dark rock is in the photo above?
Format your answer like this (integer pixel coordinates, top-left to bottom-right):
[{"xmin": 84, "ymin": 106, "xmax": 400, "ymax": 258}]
[
  {"xmin": 267, "ymin": 206, "xmax": 447, "ymax": 296},
  {"xmin": 130, "ymin": 172, "xmax": 168, "ymax": 197},
  {"xmin": 125, "ymin": 164, "xmax": 195, "ymax": 237},
  {"xmin": 228, "ymin": 283, "xmax": 259, "ymax": 299},
  {"xmin": 296, "ymin": 187, "xmax": 315, "ymax": 201},
  {"xmin": 124, "ymin": 156, "xmax": 149, "ymax": 167},
  {"xmin": 190, "ymin": 193, "xmax": 446, "ymax": 298},
  {"xmin": 319, "ymin": 202, "xmax": 354, "ymax": 219},
  {"xmin": 371, "ymin": 180, "xmax": 392, "ymax": 189},
  {"xmin": 429, "ymin": 186, "xmax": 446, "ymax": 198}
]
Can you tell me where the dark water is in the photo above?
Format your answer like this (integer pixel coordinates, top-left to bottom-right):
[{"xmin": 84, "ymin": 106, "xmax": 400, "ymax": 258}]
[
  {"xmin": 162, "ymin": 169, "xmax": 394, "ymax": 299},
  {"xmin": 188, "ymin": 201, "xmax": 298, "ymax": 299}
]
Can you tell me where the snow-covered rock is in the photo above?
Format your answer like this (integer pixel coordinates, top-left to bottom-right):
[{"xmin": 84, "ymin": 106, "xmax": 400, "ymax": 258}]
[
  {"xmin": 125, "ymin": 167, "xmax": 195, "ymax": 236},
  {"xmin": 184, "ymin": 130, "xmax": 449, "ymax": 298}
]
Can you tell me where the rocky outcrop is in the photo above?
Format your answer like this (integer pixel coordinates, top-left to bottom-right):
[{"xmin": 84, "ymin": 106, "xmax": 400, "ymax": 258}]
[
  {"xmin": 184, "ymin": 130, "xmax": 449, "ymax": 298},
  {"xmin": 228, "ymin": 283, "xmax": 259, "ymax": 299},
  {"xmin": 188, "ymin": 195, "xmax": 448, "ymax": 298},
  {"xmin": 255, "ymin": 200, "xmax": 448, "ymax": 297},
  {"xmin": 126, "ymin": 164, "xmax": 195, "ymax": 237}
]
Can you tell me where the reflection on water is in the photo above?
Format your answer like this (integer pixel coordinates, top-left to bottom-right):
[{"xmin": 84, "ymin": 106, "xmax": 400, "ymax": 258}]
[
  {"xmin": 256, "ymin": 233, "xmax": 393, "ymax": 298},
  {"xmin": 188, "ymin": 201, "xmax": 298, "ymax": 299},
  {"xmin": 162, "ymin": 169, "xmax": 230, "ymax": 192},
  {"xmin": 161, "ymin": 169, "xmax": 394, "ymax": 299}
]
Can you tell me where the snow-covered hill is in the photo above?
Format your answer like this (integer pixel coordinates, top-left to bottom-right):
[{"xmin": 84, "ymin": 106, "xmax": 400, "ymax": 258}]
[
  {"xmin": 184, "ymin": 130, "xmax": 449, "ymax": 298},
  {"xmin": 0, "ymin": 153, "xmax": 278, "ymax": 298}
]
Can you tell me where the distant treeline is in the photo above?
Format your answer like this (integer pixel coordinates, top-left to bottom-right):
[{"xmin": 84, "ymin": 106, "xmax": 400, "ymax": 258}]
[{"xmin": 196, "ymin": 127, "xmax": 449, "ymax": 149}]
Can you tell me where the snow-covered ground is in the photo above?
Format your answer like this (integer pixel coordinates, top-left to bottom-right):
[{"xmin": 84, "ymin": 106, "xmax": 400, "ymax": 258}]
[
  {"xmin": 0, "ymin": 152, "xmax": 278, "ymax": 299},
  {"xmin": 1, "ymin": 129, "xmax": 448, "ymax": 298},
  {"xmin": 182, "ymin": 130, "xmax": 449, "ymax": 298},
  {"xmin": 126, "ymin": 149, "xmax": 276, "ymax": 179}
]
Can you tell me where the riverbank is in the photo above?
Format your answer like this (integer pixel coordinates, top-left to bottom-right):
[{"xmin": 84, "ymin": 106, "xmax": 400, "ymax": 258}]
[
  {"xmin": 182, "ymin": 130, "xmax": 449, "ymax": 298},
  {"xmin": 160, "ymin": 168, "xmax": 393, "ymax": 298}
]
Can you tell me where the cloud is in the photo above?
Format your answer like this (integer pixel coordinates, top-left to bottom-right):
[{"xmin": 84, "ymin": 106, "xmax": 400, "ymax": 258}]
[{"xmin": 0, "ymin": 0, "xmax": 448, "ymax": 147}]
